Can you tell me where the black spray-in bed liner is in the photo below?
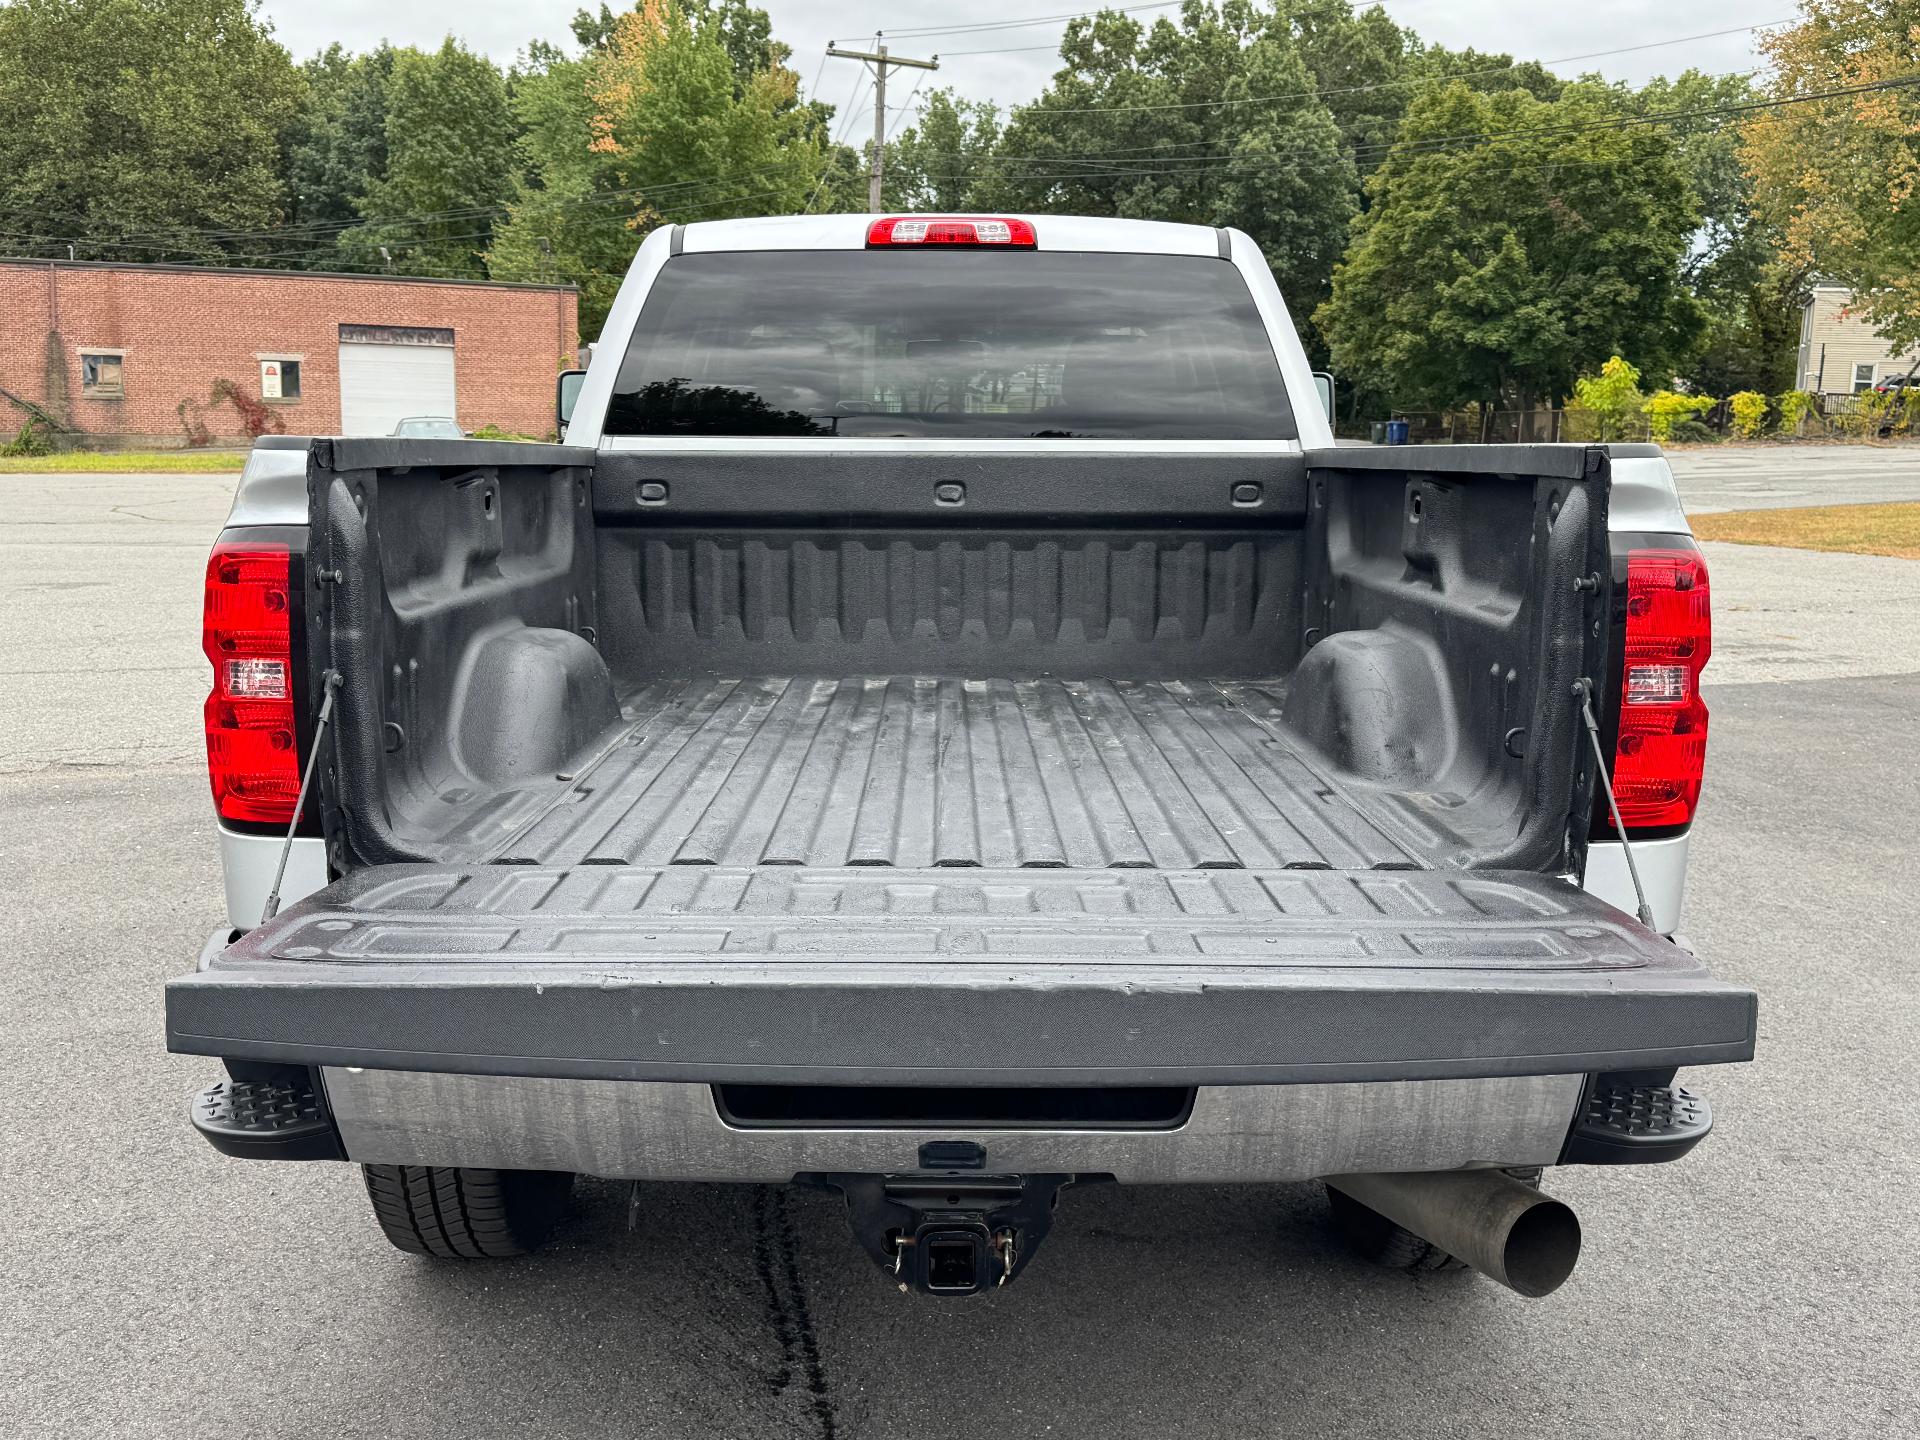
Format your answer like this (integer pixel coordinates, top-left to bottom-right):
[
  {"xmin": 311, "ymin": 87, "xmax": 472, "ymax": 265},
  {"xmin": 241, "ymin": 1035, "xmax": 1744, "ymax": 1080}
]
[
  {"xmin": 167, "ymin": 863, "xmax": 1758, "ymax": 1083},
  {"xmin": 477, "ymin": 675, "xmax": 1454, "ymax": 871}
]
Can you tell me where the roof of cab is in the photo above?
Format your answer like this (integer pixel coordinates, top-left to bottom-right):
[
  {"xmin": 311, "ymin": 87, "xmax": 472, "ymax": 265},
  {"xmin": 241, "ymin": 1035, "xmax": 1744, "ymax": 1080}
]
[{"xmin": 679, "ymin": 213, "xmax": 1225, "ymax": 257}]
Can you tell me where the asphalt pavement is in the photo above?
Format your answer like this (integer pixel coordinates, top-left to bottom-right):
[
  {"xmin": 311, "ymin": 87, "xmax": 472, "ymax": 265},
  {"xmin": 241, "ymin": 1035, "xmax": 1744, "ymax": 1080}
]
[
  {"xmin": 1665, "ymin": 441, "xmax": 1920, "ymax": 512},
  {"xmin": 2, "ymin": 450, "xmax": 1916, "ymax": 1438}
]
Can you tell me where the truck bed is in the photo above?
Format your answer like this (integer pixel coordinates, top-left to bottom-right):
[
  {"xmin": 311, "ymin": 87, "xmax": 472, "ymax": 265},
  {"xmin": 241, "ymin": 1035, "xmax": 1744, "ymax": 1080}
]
[
  {"xmin": 315, "ymin": 445, "xmax": 1613, "ymax": 879},
  {"xmin": 168, "ymin": 442, "xmax": 1759, "ymax": 1091},
  {"xmin": 484, "ymin": 674, "xmax": 1439, "ymax": 871}
]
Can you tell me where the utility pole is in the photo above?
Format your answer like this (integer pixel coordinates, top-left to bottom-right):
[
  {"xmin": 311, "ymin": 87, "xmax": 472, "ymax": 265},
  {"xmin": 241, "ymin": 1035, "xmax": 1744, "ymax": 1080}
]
[{"xmin": 825, "ymin": 41, "xmax": 939, "ymax": 212}]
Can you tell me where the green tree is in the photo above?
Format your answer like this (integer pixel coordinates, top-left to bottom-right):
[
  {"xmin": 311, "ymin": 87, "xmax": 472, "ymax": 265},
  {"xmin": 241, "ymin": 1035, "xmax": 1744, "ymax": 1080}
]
[
  {"xmin": 702, "ymin": 0, "xmax": 781, "ymax": 87},
  {"xmin": 584, "ymin": 0, "xmax": 819, "ymax": 221},
  {"xmin": 1414, "ymin": 45, "xmax": 1562, "ymax": 105},
  {"xmin": 1280, "ymin": 1, "xmax": 1562, "ymax": 187},
  {"xmin": 338, "ymin": 40, "xmax": 520, "ymax": 279},
  {"xmin": 1280, "ymin": 0, "xmax": 1417, "ymax": 177},
  {"xmin": 983, "ymin": 3, "xmax": 1356, "ymax": 320},
  {"xmin": 1630, "ymin": 69, "xmax": 1801, "ymax": 395},
  {"xmin": 488, "ymin": 47, "xmax": 633, "ymax": 328},
  {"xmin": 1316, "ymin": 81, "xmax": 1704, "ymax": 411},
  {"xmin": 490, "ymin": 0, "xmax": 820, "ymax": 331},
  {"xmin": 883, "ymin": 90, "xmax": 1003, "ymax": 211},
  {"xmin": 572, "ymin": 0, "xmax": 774, "ymax": 78},
  {"xmin": 1741, "ymin": 0, "xmax": 1920, "ymax": 354},
  {"xmin": 1568, "ymin": 355, "xmax": 1647, "ymax": 441},
  {"xmin": 281, "ymin": 43, "xmax": 399, "ymax": 263},
  {"xmin": 569, "ymin": 3, "xmax": 625, "ymax": 51},
  {"xmin": 0, "ymin": 0, "xmax": 302, "ymax": 262},
  {"xmin": 1686, "ymin": 266, "xmax": 1805, "ymax": 398},
  {"xmin": 806, "ymin": 142, "xmax": 874, "ymax": 215}
]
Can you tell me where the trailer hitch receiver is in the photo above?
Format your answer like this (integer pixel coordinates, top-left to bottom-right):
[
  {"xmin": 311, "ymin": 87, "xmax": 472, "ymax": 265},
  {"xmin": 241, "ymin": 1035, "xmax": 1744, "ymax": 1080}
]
[{"xmin": 803, "ymin": 1172, "xmax": 1076, "ymax": 1295}]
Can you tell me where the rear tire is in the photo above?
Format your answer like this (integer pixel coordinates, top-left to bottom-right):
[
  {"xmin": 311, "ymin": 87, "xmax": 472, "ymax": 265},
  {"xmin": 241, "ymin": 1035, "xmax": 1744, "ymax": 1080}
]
[
  {"xmin": 362, "ymin": 1164, "xmax": 574, "ymax": 1258},
  {"xmin": 1326, "ymin": 1166, "xmax": 1543, "ymax": 1273}
]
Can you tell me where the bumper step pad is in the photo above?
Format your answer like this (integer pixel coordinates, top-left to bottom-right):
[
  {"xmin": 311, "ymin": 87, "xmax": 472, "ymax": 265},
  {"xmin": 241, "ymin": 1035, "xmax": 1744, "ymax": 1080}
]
[
  {"xmin": 190, "ymin": 1074, "xmax": 344, "ymax": 1161},
  {"xmin": 1562, "ymin": 1081, "xmax": 1711, "ymax": 1164}
]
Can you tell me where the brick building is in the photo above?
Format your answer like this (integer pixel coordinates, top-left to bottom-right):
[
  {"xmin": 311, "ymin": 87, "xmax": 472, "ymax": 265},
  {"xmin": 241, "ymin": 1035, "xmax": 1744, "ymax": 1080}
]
[{"xmin": 1, "ymin": 260, "xmax": 579, "ymax": 446}]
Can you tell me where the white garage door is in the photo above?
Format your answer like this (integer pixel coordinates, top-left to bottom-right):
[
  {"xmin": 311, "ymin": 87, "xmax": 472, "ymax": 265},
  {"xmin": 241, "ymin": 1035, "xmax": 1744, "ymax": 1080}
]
[{"xmin": 338, "ymin": 341, "xmax": 457, "ymax": 435}]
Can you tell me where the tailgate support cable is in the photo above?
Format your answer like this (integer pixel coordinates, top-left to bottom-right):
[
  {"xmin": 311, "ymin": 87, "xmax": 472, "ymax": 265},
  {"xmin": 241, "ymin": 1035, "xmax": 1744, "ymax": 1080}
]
[
  {"xmin": 1573, "ymin": 678, "xmax": 1654, "ymax": 929},
  {"xmin": 261, "ymin": 670, "xmax": 343, "ymax": 925}
]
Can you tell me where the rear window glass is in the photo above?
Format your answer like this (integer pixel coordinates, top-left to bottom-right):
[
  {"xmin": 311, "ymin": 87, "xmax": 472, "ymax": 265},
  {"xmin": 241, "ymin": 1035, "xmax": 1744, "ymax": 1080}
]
[{"xmin": 605, "ymin": 250, "xmax": 1294, "ymax": 439}]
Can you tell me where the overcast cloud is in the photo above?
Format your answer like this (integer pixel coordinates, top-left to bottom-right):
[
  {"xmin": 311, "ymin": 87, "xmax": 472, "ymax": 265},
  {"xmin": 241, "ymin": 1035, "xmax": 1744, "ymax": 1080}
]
[{"xmin": 257, "ymin": 1, "xmax": 1782, "ymax": 118}]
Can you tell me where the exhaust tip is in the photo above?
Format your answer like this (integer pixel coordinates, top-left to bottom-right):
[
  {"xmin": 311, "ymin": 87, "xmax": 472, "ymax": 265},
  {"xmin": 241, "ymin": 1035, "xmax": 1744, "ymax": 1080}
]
[
  {"xmin": 1327, "ymin": 1169, "xmax": 1585, "ymax": 1298},
  {"xmin": 1502, "ymin": 1196, "xmax": 1581, "ymax": 1298}
]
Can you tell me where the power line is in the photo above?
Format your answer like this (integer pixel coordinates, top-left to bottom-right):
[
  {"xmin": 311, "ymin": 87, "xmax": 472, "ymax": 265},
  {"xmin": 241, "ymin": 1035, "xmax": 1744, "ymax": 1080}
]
[
  {"xmin": 805, "ymin": 48, "xmax": 830, "ymax": 107},
  {"xmin": 885, "ymin": 71, "xmax": 933, "ymax": 143},
  {"xmin": 17, "ymin": 39, "xmax": 901, "ymax": 252},
  {"xmin": 996, "ymin": 19, "xmax": 1792, "ymax": 115},
  {"xmin": 829, "ymin": 61, "xmax": 1766, "ymax": 187},
  {"xmin": 911, "ymin": 72, "xmax": 1920, "ymax": 192},
  {"xmin": 0, "ymin": 154, "xmax": 831, "ymax": 250},
  {"xmin": 0, "ymin": 61, "xmax": 1792, "ymax": 258},
  {"xmin": 1, "ymin": 47, "xmax": 1873, "ymax": 264},
  {"xmin": 0, "ymin": 15, "xmax": 1792, "ymax": 249},
  {"xmin": 0, "ymin": 79, "xmax": 1754, "ymax": 260},
  {"xmin": 875, "ymin": 2, "xmax": 1183, "ymax": 41},
  {"xmin": 745, "ymin": 66, "xmax": 1893, "ymax": 202},
  {"xmin": 0, "ymin": 178, "xmax": 819, "ymax": 273},
  {"xmin": 941, "ymin": 16, "xmax": 1788, "ymax": 63},
  {"xmin": 936, "ymin": 41, "xmax": 1083, "ymax": 58},
  {"xmin": 828, "ymin": 60, "xmax": 874, "ymax": 147}
]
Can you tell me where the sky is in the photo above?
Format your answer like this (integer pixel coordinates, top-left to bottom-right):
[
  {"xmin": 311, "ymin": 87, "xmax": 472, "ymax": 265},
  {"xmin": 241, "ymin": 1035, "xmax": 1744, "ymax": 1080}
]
[{"xmin": 257, "ymin": 1, "xmax": 1786, "ymax": 121}]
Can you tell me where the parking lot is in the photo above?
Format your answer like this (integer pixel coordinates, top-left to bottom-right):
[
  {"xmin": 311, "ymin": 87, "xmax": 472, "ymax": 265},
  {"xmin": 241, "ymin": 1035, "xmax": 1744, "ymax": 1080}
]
[{"xmin": 3, "ymin": 450, "xmax": 1917, "ymax": 1438}]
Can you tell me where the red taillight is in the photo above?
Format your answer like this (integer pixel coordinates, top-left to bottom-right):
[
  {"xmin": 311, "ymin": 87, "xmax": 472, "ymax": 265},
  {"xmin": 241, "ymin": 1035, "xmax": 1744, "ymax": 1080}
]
[
  {"xmin": 866, "ymin": 216, "xmax": 1036, "ymax": 248},
  {"xmin": 203, "ymin": 541, "xmax": 299, "ymax": 824},
  {"xmin": 1610, "ymin": 547, "xmax": 1710, "ymax": 830}
]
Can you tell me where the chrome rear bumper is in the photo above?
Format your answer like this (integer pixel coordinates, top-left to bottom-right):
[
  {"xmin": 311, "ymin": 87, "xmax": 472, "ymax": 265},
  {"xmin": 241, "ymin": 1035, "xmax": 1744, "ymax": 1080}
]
[{"xmin": 320, "ymin": 1069, "xmax": 1584, "ymax": 1184}]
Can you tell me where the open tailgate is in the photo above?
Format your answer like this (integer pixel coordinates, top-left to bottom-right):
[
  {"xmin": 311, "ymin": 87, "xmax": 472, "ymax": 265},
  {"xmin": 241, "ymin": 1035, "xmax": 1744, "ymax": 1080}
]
[{"xmin": 168, "ymin": 865, "xmax": 1756, "ymax": 1085}]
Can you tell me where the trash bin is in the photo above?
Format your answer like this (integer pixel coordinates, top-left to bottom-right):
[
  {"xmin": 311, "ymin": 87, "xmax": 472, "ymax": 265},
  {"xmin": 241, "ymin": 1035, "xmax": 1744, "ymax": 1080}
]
[
  {"xmin": 1385, "ymin": 419, "xmax": 1410, "ymax": 445},
  {"xmin": 1369, "ymin": 421, "xmax": 1388, "ymax": 444}
]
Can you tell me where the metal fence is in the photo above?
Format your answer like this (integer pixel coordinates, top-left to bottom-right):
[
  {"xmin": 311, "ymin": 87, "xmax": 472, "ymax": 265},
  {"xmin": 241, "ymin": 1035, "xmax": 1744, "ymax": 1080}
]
[
  {"xmin": 1361, "ymin": 409, "xmax": 1650, "ymax": 444},
  {"xmin": 1340, "ymin": 392, "xmax": 1917, "ymax": 446}
]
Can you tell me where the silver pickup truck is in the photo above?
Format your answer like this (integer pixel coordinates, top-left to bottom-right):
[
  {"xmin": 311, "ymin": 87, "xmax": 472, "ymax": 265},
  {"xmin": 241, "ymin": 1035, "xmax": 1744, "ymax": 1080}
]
[{"xmin": 170, "ymin": 213, "xmax": 1753, "ymax": 1298}]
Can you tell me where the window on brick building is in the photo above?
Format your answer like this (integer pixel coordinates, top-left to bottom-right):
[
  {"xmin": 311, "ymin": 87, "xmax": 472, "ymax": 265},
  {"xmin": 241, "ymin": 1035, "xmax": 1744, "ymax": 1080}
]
[
  {"xmin": 260, "ymin": 357, "xmax": 302, "ymax": 401},
  {"xmin": 80, "ymin": 351, "xmax": 124, "ymax": 397}
]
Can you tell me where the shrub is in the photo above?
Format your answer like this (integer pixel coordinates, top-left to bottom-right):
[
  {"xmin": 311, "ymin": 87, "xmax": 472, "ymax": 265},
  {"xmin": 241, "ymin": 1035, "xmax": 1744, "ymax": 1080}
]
[
  {"xmin": 1775, "ymin": 389, "xmax": 1817, "ymax": 436},
  {"xmin": 1669, "ymin": 418, "xmax": 1718, "ymax": 445},
  {"xmin": 469, "ymin": 423, "xmax": 538, "ymax": 441},
  {"xmin": 1728, "ymin": 391, "xmax": 1769, "ymax": 439},
  {"xmin": 177, "ymin": 379, "xmax": 285, "ymax": 445},
  {"xmin": 1897, "ymin": 388, "xmax": 1920, "ymax": 434},
  {"xmin": 1567, "ymin": 355, "xmax": 1646, "ymax": 441},
  {"xmin": 1644, "ymin": 390, "xmax": 1717, "ymax": 442},
  {"xmin": 175, "ymin": 399, "xmax": 214, "ymax": 447},
  {"xmin": 1836, "ymin": 389, "xmax": 1907, "ymax": 439},
  {"xmin": 1, "ymin": 417, "xmax": 54, "ymax": 456},
  {"xmin": 209, "ymin": 379, "xmax": 285, "ymax": 440}
]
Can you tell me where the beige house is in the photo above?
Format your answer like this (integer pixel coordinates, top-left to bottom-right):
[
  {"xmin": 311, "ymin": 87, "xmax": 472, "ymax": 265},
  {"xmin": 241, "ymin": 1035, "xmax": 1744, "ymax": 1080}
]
[{"xmin": 1796, "ymin": 282, "xmax": 1919, "ymax": 394}]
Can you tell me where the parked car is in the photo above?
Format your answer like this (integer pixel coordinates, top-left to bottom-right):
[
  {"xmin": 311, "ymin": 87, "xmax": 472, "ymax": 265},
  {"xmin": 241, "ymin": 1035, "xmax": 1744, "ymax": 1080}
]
[
  {"xmin": 171, "ymin": 214, "xmax": 1753, "ymax": 1298},
  {"xmin": 389, "ymin": 415, "xmax": 464, "ymax": 438}
]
